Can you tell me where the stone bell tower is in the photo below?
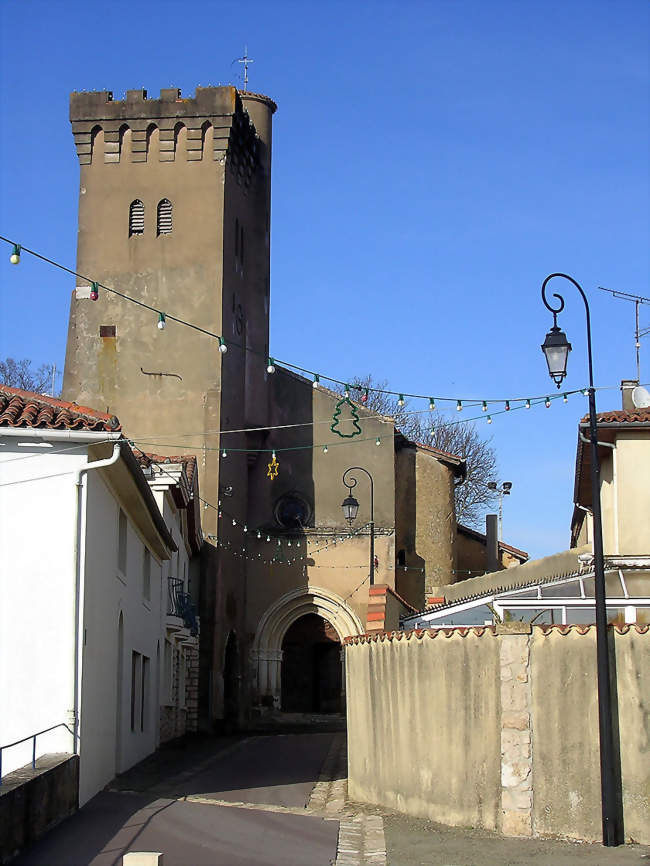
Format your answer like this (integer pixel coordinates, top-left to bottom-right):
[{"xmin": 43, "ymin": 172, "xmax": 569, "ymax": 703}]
[{"xmin": 62, "ymin": 85, "xmax": 276, "ymax": 725}]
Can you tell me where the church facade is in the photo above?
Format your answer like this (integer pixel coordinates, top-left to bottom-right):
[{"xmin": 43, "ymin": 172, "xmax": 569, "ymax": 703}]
[{"xmin": 62, "ymin": 86, "xmax": 466, "ymax": 727}]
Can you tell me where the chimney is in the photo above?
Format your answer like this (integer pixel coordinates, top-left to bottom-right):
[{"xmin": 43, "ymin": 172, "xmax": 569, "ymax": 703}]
[
  {"xmin": 486, "ymin": 514, "xmax": 499, "ymax": 574},
  {"xmin": 620, "ymin": 379, "xmax": 639, "ymax": 412}
]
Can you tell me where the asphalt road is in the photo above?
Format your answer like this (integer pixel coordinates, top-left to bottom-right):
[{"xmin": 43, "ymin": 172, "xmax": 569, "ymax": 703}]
[{"xmin": 13, "ymin": 734, "xmax": 340, "ymax": 866}]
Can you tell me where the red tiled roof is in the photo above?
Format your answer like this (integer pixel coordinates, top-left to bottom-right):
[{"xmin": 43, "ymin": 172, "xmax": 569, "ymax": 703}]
[
  {"xmin": 412, "ymin": 440, "xmax": 464, "ymax": 463},
  {"xmin": 581, "ymin": 408, "xmax": 650, "ymax": 424},
  {"xmin": 0, "ymin": 384, "xmax": 121, "ymax": 432},
  {"xmin": 134, "ymin": 451, "xmax": 198, "ymax": 488}
]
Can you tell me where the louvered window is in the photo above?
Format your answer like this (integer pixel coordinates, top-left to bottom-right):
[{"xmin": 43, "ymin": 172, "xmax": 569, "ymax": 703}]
[
  {"xmin": 129, "ymin": 199, "xmax": 144, "ymax": 236},
  {"xmin": 157, "ymin": 199, "xmax": 173, "ymax": 236}
]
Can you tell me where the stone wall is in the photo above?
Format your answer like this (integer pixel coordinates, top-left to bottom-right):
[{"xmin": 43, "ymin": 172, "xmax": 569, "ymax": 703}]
[{"xmin": 345, "ymin": 624, "xmax": 649, "ymax": 843}]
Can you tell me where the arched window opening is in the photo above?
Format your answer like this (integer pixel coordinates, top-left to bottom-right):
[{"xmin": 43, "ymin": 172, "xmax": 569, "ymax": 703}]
[
  {"xmin": 201, "ymin": 121, "xmax": 212, "ymax": 160},
  {"xmin": 119, "ymin": 124, "xmax": 131, "ymax": 162},
  {"xmin": 397, "ymin": 549, "xmax": 406, "ymax": 567},
  {"xmin": 129, "ymin": 200, "xmax": 144, "ymax": 236},
  {"xmin": 146, "ymin": 124, "xmax": 158, "ymax": 161},
  {"xmin": 90, "ymin": 125, "xmax": 103, "ymax": 164},
  {"xmin": 157, "ymin": 199, "xmax": 172, "ymax": 235},
  {"xmin": 174, "ymin": 122, "xmax": 187, "ymax": 160}
]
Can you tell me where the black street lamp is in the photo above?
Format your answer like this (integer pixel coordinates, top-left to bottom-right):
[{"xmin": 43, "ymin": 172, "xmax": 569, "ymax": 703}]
[
  {"xmin": 342, "ymin": 466, "xmax": 374, "ymax": 586},
  {"xmin": 540, "ymin": 272, "xmax": 620, "ymax": 847}
]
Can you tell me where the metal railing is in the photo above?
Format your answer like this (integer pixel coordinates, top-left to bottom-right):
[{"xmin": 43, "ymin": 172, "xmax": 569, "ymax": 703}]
[
  {"xmin": 0, "ymin": 722, "xmax": 72, "ymax": 785},
  {"xmin": 167, "ymin": 577, "xmax": 198, "ymax": 637}
]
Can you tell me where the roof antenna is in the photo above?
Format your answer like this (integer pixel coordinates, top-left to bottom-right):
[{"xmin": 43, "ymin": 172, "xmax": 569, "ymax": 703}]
[
  {"xmin": 599, "ymin": 286, "xmax": 650, "ymax": 381},
  {"xmin": 233, "ymin": 45, "xmax": 254, "ymax": 90}
]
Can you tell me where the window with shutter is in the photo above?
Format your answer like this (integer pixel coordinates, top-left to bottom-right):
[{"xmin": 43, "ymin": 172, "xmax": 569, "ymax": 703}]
[
  {"xmin": 129, "ymin": 200, "xmax": 144, "ymax": 236},
  {"xmin": 157, "ymin": 199, "xmax": 173, "ymax": 235}
]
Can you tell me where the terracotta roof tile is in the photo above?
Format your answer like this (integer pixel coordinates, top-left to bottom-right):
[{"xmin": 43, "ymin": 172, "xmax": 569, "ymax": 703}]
[
  {"xmin": 581, "ymin": 408, "xmax": 650, "ymax": 424},
  {"xmin": 0, "ymin": 384, "xmax": 121, "ymax": 432},
  {"xmin": 134, "ymin": 451, "xmax": 198, "ymax": 488},
  {"xmin": 344, "ymin": 623, "xmax": 648, "ymax": 644}
]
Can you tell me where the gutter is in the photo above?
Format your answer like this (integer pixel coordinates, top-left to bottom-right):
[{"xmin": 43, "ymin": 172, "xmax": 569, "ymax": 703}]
[{"xmin": 0, "ymin": 428, "xmax": 122, "ymax": 442}]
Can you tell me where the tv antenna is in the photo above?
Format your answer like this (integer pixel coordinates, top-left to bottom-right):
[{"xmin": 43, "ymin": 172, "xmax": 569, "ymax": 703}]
[
  {"xmin": 233, "ymin": 46, "xmax": 254, "ymax": 90},
  {"xmin": 599, "ymin": 286, "xmax": 650, "ymax": 381}
]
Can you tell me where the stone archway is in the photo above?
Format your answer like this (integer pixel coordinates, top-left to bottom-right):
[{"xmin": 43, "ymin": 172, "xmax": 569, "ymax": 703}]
[{"xmin": 251, "ymin": 586, "xmax": 364, "ymax": 710}]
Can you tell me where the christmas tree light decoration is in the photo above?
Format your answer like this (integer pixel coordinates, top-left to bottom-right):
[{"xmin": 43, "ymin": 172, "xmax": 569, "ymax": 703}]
[
  {"xmin": 429, "ymin": 398, "xmax": 435, "ymax": 411},
  {"xmin": 456, "ymin": 400, "xmax": 462, "ymax": 411},
  {"xmin": 218, "ymin": 336, "xmax": 227, "ymax": 354},
  {"xmin": 397, "ymin": 394, "xmax": 405, "ymax": 407},
  {"xmin": 563, "ymin": 393, "xmax": 568, "ymax": 403},
  {"xmin": 505, "ymin": 400, "xmax": 511, "ymax": 411},
  {"xmin": 482, "ymin": 401, "xmax": 488, "ymax": 412},
  {"xmin": 545, "ymin": 397, "xmax": 551, "ymax": 408},
  {"xmin": 9, "ymin": 244, "xmax": 21, "ymax": 265},
  {"xmin": 221, "ymin": 448, "xmax": 227, "ymax": 457},
  {"xmin": 312, "ymin": 373, "xmax": 320, "ymax": 389},
  {"xmin": 157, "ymin": 312, "xmax": 166, "ymax": 330},
  {"xmin": 487, "ymin": 415, "xmax": 493, "ymax": 424},
  {"xmin": 525, "ymin": 398, "xmax": 531, "ymax": 409},
  {"xmin": 267, "ymin": 357, "xmax": 276, "ymax": 374},
  {"xmin": 90, "ymin": 282, "xmax": 99, "ymax": 301},
  {"xmin": 331, "ymin": 396, "xmax": 362, "ymax": 438}
]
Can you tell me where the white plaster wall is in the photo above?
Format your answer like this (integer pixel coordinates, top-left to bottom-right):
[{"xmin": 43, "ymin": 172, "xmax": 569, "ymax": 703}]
[
  {"xmin": 79, "ymin": 471, "xmax": 164, "ymax": 804},
  {"xmin": 0, "ymin": 438, "xmax": 85, "ymax": 776}
]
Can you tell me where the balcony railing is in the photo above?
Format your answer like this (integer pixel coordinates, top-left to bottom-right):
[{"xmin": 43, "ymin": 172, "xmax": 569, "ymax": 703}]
[{"xmin": 167, "ymin": 577, "xmax": 198, "ymax": 636}]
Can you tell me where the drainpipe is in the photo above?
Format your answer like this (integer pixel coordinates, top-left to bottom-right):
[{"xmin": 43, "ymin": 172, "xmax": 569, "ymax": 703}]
[{"xmin": 70, "ymin": 441, "xmax": 122, "ymax": 754}]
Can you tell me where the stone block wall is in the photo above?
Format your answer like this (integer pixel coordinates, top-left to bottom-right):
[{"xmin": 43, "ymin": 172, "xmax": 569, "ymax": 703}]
[{"xmin": 345, "ymin": 624, "xmax": 649, "ymax": 844}]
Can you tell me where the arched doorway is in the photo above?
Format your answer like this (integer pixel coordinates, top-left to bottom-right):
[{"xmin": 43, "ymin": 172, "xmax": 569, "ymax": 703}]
[
  {"xmin": 281, "ymin": 614, "xmax": 342, "ymax": 713},
  {"xmin": 251, "ymin": 586, "xmax": 364, "ymax": 710}
]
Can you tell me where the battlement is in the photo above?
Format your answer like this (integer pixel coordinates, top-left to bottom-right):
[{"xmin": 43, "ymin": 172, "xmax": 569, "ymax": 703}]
[{"xmin": 70, "ymin": 86, "xmax": 274, "ymax": 179}]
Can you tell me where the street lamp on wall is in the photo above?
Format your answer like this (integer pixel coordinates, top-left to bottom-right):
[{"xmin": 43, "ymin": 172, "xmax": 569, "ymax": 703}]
[
  {"xmin": 540, "ymin": 272, "xmax": 620, "ymax": 847},
  {"xmin": 341, "ymin": 466, "xmax": 374, "ymax": 586}
]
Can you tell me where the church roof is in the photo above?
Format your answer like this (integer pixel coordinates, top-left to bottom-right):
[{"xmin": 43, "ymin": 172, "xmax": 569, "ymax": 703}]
[{"xmin": 0, "ymin": 384, "xmax": 121, "ymax": 432}]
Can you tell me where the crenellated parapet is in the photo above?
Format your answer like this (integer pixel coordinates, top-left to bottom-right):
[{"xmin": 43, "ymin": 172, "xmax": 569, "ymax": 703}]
[{"xmin": 70, "ymin": 86, "xmax": 274, "ymax": 185}]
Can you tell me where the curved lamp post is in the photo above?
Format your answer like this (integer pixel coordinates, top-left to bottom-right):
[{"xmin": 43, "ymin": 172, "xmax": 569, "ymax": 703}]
[
  {"xmin": 342, "ymin": 467, "xmax": 374, "ymax": 586},
  {"xmin": 541, "ymin": 273, "xmax": 619, "ymax": 847}
]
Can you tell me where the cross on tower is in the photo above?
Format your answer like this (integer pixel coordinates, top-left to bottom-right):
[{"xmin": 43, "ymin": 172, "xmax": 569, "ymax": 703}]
[{"xmin": 235, "ymin": 46, "xmax": 254, "ymax": 89}]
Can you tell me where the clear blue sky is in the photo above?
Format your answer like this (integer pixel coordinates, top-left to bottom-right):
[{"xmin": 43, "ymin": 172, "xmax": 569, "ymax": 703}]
[{"xmin": 0, "ymin": 0, "xmax": 648, "ymax": 558}]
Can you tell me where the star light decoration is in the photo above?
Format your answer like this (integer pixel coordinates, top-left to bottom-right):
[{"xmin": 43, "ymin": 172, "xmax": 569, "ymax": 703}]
[{"xmin": 267, "ymin": 452, "xmax": 279, "ymax": 480}]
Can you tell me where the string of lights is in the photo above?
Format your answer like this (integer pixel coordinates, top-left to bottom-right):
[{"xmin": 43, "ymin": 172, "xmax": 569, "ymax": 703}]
[{"xmin": 1, "ymin": 234, "xmax": 590, "ymax": 411}]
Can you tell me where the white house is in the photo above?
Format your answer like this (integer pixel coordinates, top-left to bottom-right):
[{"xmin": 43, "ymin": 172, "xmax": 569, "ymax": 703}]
[{"xmin": 0, "ymin": 385, "xmax": 200, "ymax": 805}]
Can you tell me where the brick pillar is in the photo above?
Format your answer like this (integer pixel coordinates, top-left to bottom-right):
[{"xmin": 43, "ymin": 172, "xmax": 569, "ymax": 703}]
[{"xmin": 497, "ymin": 622, "xmax": 533, "ymax": 836}]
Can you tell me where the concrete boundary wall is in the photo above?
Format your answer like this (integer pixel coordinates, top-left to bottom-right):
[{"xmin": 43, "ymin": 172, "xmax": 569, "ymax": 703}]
[{"xmin": 345, "ymin": 624, "xmax": 649, "ymax": 843}]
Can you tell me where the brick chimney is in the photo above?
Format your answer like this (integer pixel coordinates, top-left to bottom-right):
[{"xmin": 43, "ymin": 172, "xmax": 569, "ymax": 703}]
[{"xmin": 620, "ymin": 379, "xmax": 639, "ymax": 412}]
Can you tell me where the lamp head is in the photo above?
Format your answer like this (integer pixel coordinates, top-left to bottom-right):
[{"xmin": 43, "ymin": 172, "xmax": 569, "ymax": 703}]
[
  {"xmin": 541, "ymin": 325, "xmax": 571, "ymax": 388},
  {"xmin": 341, "ymin": 493, "xmax": 359, "ymax": 524}
]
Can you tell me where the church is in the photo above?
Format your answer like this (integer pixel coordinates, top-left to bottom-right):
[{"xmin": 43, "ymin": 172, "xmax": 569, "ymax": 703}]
[{"xmin": 61, "ymin": 85, "xmax": 469, "ymax": 728}]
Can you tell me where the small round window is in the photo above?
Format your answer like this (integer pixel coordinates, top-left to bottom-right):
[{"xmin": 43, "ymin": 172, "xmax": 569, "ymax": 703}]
[{"xmin": 274, "ymin": 493, "xmax": 312, "ymax": 529}]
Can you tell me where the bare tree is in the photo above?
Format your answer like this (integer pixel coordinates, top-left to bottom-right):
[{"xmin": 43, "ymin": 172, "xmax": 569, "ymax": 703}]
[
  {"xmin": 336, "ymin": 374, "xmax": 498, "ymax": 528},
  {"xmin": 0, "ymin": 358, "xmax": 59, "ymax": 395}
]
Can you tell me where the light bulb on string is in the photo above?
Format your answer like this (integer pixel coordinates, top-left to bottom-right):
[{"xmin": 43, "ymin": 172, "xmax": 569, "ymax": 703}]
[
  {"xmin": 481, "ymin": 401, "xmax": 488, "ymax": 412},
  {"xmin": 361, "ymin": 388, "xmax": 369, "ymax": 404},
  {"xmin": 456, "ymin": 400, "xmax": 462, "ymax": 411},
  {"xmin": 9, "ymin": 244, "xmax": 21, "ymax": 265},
  {"xmin": 525, "ymin": 399, "xmax": 531, "ymax": 409},
  {"xmin": 375, "ymin": 437, "xmax": 381, "ymax": 446},
  {"xmin": 397, "ymin": 394, "xmax": 405, "ymax": 407},
  {"xmin": 257, "ymin": 530, "xmax": 261, "ymax": 539},
  {"xmin": 545, "ymin": 397, "xmax": 551, "ymax": 408},
  {"xmin": 563, "ymin": 393, "xmax": 568, "ymax": 403},
  {"xmin": 323, "ymin": 445, "xmax": 328, "ymax": 454},
  {"xmin": 266, "ymin": 535, "xmax": 270, "ymax": 542},
  {"xmin": 232, "ymin": 519, "xmax": 236, "ymax": 526},
  {"xmin": 344, "ymin": 384, "xmax": 350, "ymax": 398},
  {"xmin": 312, "ymin": 374, "xmax": 319, "ymax": 389},
  {"xmin": 487, "ymin": 415, "xmax": 493, "ymax": 424},
  {"xmin": 90, "ymin": 282, "xmax": 99, "ymax": 301},
  {"xmin": 157, "ymin": 312, "xmax": 166, "ymax": 330},
  {"xmin": 221, "ymin": 448, "xmax": 227, "ymax": 458},
  {"xmin": 505, "ymin": 400, "xmax": 510, "ymax": 411},
  {"xmin": 429, "ymin": 398, "xmax": 435, "ymax": 411},
  {"xmin": 244, "ymin": 525, "xmax": 248, "ymax": 533},
  {"xmin": 271, "ymin": 450, "xmax": 276, "ymax": 460},
  {"xmin": 267, "ymin": 357, "xmax": 276, "ymax": 374},
  {"xmin": 218, "ymin": 337, "xmax": 228, "ymax": 354}
]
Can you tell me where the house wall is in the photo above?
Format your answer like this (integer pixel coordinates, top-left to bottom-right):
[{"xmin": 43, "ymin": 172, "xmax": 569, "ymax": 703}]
[
  {"xmin": 79, "ymin": 470, "xmax": 165, "ymax": 805},
  {"xmin": 346, "ymin": 624, "xmax": 650, "ymax": 843},
  {"xmin": 613, "ymin": 432, "xmax": 650, "ymax": 553},
  {"xmin": 0, "ymin": 440, "xmax": 83, "ymax": 776}
]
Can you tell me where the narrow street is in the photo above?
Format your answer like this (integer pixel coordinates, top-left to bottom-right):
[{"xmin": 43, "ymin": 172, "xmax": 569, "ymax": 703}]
[{"xmin": 12, "ymin": 732, "xmax": 354, "ymax": 866}]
